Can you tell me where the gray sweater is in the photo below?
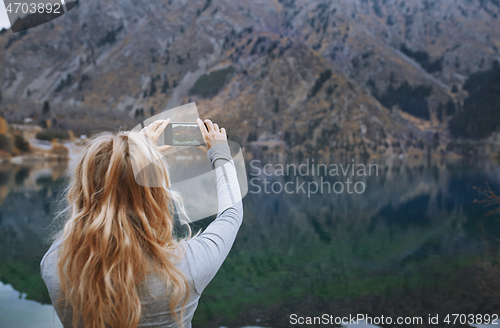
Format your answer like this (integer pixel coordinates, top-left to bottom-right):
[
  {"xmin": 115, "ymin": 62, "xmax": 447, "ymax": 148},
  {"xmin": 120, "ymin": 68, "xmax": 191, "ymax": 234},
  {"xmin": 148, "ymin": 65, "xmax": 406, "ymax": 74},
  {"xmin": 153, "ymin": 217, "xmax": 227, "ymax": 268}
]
[{"xmin": 40, "ymin": 144, "xmax": 244, "ymax": 328}]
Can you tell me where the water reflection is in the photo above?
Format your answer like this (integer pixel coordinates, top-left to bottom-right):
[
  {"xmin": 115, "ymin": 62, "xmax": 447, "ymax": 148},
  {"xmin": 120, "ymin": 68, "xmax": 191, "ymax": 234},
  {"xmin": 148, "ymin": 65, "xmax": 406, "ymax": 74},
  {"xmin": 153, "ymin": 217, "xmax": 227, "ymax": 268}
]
[
  {"xmin": 0, "ymin": 161, "xmax": 67, "ymax": 305},
  {"xmin": 194, "ymin": 157, "xmax": 500, "ymax": 327},
  {"xmin": 0, "ymin": 282, "xmax": 63, "ymax": 328},
  {"xmin": 0, "ymin": 157, "xmax": 499, "ymax": 327}
]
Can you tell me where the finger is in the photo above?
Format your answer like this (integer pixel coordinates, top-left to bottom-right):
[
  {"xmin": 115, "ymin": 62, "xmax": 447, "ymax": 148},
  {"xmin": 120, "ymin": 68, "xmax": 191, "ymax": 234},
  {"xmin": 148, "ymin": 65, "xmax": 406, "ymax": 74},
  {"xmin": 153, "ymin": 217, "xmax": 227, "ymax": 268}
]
[
  {"xmin": 213, "ymin": 123, "xmax": 219, "ymax": 132},
  {"xmin": 204, "ymin": 119, "xmax": 214, "ymax": 132},
  {"xmin": 156, "ymin": 119, "xmax": 171, "ymax": 132},
  {"xmin": 220, "ymin": 127, "xmax": 226, "ymax": 137},
  {"xmin": 197, "ymin": 145, "xmax": 208, "ymax": 154},
  {"xmin": 153, "ymin": 119, "xmax": 170, "ymax": 137},
  {"xmin": 197, "ymin": 118, "xmax": 209, "ymax": 141},
  {"xmin": 148, "ymin": 119, "xmax": 168, "ymax": 133},
  {"xmin": 147, "ymin": 120, "xmax": 162, "ymax": 132},
  {"xmin": 157, "ymin": 145, "xmax": 172, "ymax": 152}
]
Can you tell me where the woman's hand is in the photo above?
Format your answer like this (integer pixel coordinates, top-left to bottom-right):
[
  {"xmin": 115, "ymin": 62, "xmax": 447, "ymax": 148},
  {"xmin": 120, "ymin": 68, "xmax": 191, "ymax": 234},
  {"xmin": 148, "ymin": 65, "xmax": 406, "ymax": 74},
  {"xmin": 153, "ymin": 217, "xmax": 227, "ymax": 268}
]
[
  {"xmin": 140, "ymin": 119, "xmax": 172, "ymax": 153},
  {"xmin": 197, "ymin": 118, "xmax": 227, "ymax": 154}
]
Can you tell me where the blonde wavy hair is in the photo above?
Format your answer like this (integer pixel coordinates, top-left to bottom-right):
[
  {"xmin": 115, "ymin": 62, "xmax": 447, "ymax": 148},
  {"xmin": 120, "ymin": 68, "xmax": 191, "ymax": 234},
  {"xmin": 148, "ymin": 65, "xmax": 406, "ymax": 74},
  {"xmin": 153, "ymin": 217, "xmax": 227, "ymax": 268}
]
[{"xmin": 54, "ymin": 131, "xmax": 192, "ymax": 328}]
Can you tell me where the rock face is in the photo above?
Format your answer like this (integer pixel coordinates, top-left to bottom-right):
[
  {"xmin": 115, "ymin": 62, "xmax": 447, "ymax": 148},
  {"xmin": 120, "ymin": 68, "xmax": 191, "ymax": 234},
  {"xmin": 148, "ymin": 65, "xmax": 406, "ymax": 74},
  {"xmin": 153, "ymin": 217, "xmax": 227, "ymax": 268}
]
[{"xmin": 0, "ymin": 0, "xmax": 499, "ymax": 157}]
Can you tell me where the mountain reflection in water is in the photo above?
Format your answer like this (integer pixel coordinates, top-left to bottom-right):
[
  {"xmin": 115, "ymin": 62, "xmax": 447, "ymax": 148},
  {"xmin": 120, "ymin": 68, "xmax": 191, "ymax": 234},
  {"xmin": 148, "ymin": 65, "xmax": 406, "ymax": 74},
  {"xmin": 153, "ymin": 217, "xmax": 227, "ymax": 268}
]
[{"xmin": 0, "ymin": 157, "xmax": 499, "ymax": 328}]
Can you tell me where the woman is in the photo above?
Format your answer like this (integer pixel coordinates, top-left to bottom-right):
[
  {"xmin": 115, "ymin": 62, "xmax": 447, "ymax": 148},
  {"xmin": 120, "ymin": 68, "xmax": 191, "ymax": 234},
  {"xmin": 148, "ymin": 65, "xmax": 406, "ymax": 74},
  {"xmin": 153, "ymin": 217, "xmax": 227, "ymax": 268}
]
[{"xmin": 40, "ymin": 118, "xmax": 243, "ymax": 328}]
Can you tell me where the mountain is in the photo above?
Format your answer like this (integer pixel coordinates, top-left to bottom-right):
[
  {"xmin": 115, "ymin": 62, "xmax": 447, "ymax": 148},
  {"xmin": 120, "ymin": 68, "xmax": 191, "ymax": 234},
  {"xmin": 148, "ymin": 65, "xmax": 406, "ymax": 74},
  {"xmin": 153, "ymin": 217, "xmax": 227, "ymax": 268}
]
[{"xmin": 0, "ymin": 0, "xmax": 499, "ymax": 157}]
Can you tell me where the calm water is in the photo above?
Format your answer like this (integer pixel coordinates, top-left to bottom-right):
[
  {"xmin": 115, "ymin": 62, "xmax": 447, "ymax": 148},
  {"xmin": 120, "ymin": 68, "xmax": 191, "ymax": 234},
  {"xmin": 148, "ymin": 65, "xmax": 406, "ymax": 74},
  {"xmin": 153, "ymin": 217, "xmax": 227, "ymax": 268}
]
[{"xmin": 1, "ymin": 157, "xmax": 500, "ymax": 328}]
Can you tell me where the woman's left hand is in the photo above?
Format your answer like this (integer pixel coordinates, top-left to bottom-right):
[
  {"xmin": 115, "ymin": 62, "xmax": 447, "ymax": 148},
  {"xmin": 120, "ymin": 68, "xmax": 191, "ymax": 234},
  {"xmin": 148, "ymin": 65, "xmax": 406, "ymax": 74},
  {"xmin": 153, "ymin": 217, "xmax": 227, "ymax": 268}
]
[{"xmin": 140, "ymin": 119, "xmax": 172, "ymax": 153}]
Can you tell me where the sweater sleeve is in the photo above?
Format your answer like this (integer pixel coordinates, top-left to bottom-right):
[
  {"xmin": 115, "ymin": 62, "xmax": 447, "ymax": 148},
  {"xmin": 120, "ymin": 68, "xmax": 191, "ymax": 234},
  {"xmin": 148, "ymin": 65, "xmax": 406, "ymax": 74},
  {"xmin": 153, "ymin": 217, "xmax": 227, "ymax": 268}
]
[{"xmin": 183, "ymin": 143, "xmax": 244, "ymax": 294}]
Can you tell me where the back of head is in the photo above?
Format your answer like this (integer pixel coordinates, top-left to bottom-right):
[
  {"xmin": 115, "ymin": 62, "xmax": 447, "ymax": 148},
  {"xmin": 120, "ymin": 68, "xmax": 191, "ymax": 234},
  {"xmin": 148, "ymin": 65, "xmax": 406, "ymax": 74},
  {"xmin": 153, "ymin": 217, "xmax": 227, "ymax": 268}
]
[{"xmin": 56, "ymin": 131, "xmax": 189, "ymax": 328}]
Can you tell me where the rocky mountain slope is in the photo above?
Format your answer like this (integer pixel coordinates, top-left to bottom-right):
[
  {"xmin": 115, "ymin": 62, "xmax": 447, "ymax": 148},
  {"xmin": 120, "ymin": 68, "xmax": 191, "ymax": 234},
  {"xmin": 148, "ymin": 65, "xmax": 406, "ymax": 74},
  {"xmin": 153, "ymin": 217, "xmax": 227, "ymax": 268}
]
[{"xmin": 0, "ymin": 0, "xmax": 499, "ymax": 157}]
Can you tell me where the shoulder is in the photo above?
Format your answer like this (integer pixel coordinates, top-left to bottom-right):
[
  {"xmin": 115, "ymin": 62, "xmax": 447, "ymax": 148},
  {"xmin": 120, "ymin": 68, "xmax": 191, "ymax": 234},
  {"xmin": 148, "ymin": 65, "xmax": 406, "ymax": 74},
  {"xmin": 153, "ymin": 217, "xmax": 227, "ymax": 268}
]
[{"xmin": 40, "ymin": 238, "xmax": 63, "ymax": 282}]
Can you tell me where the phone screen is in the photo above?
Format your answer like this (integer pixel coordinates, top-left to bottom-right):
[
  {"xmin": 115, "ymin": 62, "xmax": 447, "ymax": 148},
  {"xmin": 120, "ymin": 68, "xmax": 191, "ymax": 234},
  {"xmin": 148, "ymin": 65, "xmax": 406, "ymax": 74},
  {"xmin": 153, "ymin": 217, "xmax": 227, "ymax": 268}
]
[{"xmin": 171, "ymin": 123, "xmax": 204, "ymax": 146}]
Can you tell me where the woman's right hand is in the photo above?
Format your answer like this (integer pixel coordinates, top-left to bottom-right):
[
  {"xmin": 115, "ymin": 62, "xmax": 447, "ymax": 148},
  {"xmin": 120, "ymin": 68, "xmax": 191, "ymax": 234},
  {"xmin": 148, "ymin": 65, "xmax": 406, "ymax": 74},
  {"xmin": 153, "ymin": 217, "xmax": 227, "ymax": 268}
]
[{"xmin": 197, "ymin": 118, "xmax": 227, "ymax": 154}]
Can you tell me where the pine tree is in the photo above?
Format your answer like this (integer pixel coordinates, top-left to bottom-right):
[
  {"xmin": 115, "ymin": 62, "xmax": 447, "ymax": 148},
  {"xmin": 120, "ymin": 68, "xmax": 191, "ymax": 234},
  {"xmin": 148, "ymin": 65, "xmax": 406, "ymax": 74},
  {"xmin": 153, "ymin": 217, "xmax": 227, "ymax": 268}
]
[
  {"xmin": 437, "ymin": 103, "xmax": 443, "ymax": 122},
  {"xmin": 42, "ymin": 101, "xmax": 50, "ymax": 115},
  {"xmin": 445, "ymin": 99, "xmax": 456, "ymax": 116},
  {"xmin": 149, "ymin": 77, "xmax": 157, "ymax": 97},
  {"xmin": 433, "ymin": 132, "xmax": 440, "ymax": 148},
  {"xmin": 161, "ymin": 79, "xmax": 170, "ymax": 93}
]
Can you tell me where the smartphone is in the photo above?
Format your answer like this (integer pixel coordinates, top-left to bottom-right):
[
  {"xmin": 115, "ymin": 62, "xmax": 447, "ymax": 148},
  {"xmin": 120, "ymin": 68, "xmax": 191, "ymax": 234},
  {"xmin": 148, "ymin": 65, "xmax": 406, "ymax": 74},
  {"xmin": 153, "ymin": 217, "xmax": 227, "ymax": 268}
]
[{"xmin": 164, "ymin": 122, "xmax": 205, "ymax": 146}]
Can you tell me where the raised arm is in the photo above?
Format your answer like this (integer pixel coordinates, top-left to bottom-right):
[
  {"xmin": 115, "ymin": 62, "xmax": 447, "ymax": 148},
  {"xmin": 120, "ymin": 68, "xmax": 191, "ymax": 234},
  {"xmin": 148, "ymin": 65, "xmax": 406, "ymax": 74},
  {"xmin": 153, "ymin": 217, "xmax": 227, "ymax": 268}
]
[{"xmin": 184, "ymin": 119, "xmax": 244, "ymax": 294}]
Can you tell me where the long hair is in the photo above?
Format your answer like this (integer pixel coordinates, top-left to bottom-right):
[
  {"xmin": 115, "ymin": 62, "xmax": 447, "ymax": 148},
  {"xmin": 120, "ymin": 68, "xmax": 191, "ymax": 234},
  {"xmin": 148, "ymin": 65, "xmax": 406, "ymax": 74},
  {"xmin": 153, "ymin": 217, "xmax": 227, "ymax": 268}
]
[{"xmin": 55, "ymin": 131, "xmax": 191, "ymax": 328}]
